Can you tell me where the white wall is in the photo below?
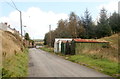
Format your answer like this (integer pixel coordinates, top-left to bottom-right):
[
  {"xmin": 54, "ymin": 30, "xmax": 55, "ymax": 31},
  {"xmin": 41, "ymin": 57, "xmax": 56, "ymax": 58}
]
[
  {"xmin": 7, "ymin": 27, "xmax": 14, "ymax": 33},
  {"xmin": 54, "ymin": 38, "xmax": 72, "ymax": 53},
  {"xmin": 0, "ymin": 23, "xmax": 7, "ymax": 31},
  {"xmin": 0, "ymin": 23, "xmax": 20, "ymax": 35}
]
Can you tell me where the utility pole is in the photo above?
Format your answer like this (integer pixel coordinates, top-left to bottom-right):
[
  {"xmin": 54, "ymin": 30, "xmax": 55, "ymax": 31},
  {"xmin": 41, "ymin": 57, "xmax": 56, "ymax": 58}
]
[
  {"xmin": 118, "ymin": 1, "xmax": 120, "ymax": 16},
  {"xmin": 20, "ymin": 11, "xmax": 23, "ymax": 37},
  {"xmin": 49, "ymin": 25, "xmax": 51, "ymax": 47},
  {"xmin": 5, "ymin": 0, "xmax": 23, "ymax": 47},
  {"xmin": 8, "ymin": 0, "xmax": 23, "ymax": 37}
]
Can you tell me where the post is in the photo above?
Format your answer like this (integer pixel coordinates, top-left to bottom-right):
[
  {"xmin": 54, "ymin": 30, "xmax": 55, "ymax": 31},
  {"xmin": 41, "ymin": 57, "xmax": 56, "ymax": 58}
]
[
  {"xmin": 118, "ymin": 1, "xmax": 120, "ymax": 15},
  {"xmin": 118, "ymin": 1, "xmax": 120, "ymax": 69},
  {"xmin": 49, "ymin": 25, "xmax": 51, "ymax": 47},
  {"xmin": 19, "ymin": 11, "xmax": 23, "ymax": 48},
  {"xmin": 0, "ymin": 30, "xmax": 2, "ymax": 79},
  {"xmin": 20, "ymin": 11, "xmax": 23, "ymax": 37}
]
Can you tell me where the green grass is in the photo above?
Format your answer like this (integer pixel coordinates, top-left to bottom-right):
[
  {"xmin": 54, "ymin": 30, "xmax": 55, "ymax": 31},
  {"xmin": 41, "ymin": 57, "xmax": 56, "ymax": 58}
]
[
  {"xmin": 40, "ymin": 46, "xmax": 64, "ymax": 56},
  {"xmin": 40, "ymin": 46, "xmax": 54, "ymax": 53},
  {"xmin": 2, "ymin": 48, "xmax": 28, "ymax": 77},
  {"xmin": 68, "ymin": 54, "xmax": 119, "ymax": 77},
  {"xmin": 0, "ymin": 66, "xmax": 2, "ymax": 78}
]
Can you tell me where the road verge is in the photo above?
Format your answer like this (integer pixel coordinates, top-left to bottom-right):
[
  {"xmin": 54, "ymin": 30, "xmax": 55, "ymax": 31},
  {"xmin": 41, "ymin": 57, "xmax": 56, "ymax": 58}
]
[{"xmin": 2, "ymin": 48, "xmax": 28, "ymax": 77}]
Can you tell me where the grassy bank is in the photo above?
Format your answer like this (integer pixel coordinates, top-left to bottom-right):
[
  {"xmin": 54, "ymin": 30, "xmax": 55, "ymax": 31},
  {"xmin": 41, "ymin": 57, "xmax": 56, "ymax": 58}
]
[
  {"xmin": 68, "ymin": 54, "xmax": 119, "ymax": 77},
  {"xmin": 40, "ymin": 46, "xmax": 63, "ymax": 56},
  {"xmin": 40, "ymin": 46, "xmax": 119, "ymax": 78},
  {"xmin": 2, "ymin": 48, "xmax": 28, "ymax": 77},
  {"xmin": 40, "ymin": 46, "xmax": 54, "ymax": 53}
]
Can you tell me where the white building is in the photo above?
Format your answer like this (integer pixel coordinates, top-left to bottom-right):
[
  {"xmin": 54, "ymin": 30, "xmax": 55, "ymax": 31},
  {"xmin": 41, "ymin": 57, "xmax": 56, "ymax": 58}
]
[
  {"xmin": 0, "ymin": 22, "xmax": 14, "ymax": 33},
  {"xmin": 0, "ymin": 23, "xmax": 7, "ymax": 31},
  {"xmin": 0, "ymin": 22, "xmax": 21, "ymax": 37},
  {"xmin": 54, "ymin": 38, "xmax": 72, "ymax": 53}
]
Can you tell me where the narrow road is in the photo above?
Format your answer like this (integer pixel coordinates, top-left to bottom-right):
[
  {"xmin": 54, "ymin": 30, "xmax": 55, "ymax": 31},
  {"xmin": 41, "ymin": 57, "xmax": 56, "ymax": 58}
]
[{"xmin": 28, "ymin": 48, "xmax": 109, "ymax": 77}]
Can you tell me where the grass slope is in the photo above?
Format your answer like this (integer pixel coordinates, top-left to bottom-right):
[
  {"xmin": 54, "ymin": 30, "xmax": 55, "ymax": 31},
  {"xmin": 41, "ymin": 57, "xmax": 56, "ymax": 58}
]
[
  {"xmin": 2, "ymin": 49, "xmax": 28, "ymax": 77},
  {"xmin": 68, "ymin": 54, "xmax": 119, "ymax": 77},
  {"xmin": 0, "ymin": 30, "xmax": 29, "ymax": 77}
]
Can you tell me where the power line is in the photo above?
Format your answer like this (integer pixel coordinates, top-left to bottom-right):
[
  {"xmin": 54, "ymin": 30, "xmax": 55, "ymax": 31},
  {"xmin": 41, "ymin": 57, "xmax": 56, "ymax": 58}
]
[
  {"xmin": 10, "ymin": 0, "xmax": 19, "ymax": 11},
  {"xmin": 4, "ymin": 0, "xmax": 23, "ymax": 36},
  {"xmin": 9, "ymin": 0, "xmax": 23, "ymax": 36},
  {"xmin": 4, "ymin": 0, "xmax": 16, "ymax": 10}
]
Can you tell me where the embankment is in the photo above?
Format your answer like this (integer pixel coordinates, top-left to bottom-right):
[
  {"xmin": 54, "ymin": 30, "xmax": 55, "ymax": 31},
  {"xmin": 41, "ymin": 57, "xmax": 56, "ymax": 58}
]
[{"xmin": 0, "ymin": 30, "xmax": 28, "ymax": 77}]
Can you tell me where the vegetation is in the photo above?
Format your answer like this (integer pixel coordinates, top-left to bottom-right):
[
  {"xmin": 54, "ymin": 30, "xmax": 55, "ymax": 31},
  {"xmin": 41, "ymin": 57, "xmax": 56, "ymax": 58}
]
[
  {"xmin": 81, "ymin": 9, "xmax": 94, "ymax": 38},
  {"xmin": 96, "ymin": 8, "xmax": 112, "ymax": 38},
  {"xmin": 24, "ymin": 32, "xmax": 35, "ymax": 47},
  {"xmin": 109, "ymin": 12, "xmax": 120, "ymax": 33},
  {"xmin": 68, "ymin": 54, "xmax": 119, "ymax": 77},
  {"xmin": 40, "ymin": 46, "xmax": 54, "ymax": 53},
  {"xmin": 2, "ymin": 48, "xmax": 28, "ymax": 77},
  {"xmin": 0, "ymin": 30, "xmax": 29, "ymax": 77},
  {"xmin": 44, "ymin": 8, "xmax": 120, "ymax": 47},
  {"xmin": 1, "ymin": 27, "xmax": 33, "ymax": 78},
  {"xmin": 24, "ymin": 33, "xmax": 30, "ymax": 40}
]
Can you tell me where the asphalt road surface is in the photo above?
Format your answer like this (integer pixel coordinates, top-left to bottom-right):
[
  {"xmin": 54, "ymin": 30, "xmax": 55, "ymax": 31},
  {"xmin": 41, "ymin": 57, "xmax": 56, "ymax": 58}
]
[{"xmin": 28, "ymin": 48, "xmax": 110, "ymax": 77}]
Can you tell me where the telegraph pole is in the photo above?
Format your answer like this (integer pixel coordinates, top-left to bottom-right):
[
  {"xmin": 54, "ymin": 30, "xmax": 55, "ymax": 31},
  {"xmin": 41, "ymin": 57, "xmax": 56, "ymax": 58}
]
[
  {"xmin": 49, "ymin": 25, "xmax": 51, "ymax": 47},
  {"xmin": 11, "ymin": 0, "xmax": 23, "ymax": 45},
  {"xmin": 7, "ymin": 0, "xmax": 23, "ymax": 37},
  {"xmin": 118, "ymin": 1, "xmax": 120, "ymax": 38},
  {"xmin": 20, "ymin": 11, "xmax": 23, "ymax": 37},
  {"xmin": 5, "ymin": 0, "xmax": 23, "ymax": 47}
]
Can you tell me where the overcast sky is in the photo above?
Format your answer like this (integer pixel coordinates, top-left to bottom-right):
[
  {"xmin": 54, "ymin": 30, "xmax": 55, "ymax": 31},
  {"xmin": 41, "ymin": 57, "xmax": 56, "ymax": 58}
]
[{"xmin": 0, "ymin": 0, "xmax": 119, "ymax": 39}]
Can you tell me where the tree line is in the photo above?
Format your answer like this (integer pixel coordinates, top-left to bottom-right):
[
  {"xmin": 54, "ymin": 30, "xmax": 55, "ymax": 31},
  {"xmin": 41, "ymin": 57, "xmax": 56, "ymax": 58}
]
[
  {"xmin": 24, "ymin": 33, "xmax": 35, "ymax": 46},
  {"xmin": 44, "ymin": 8, "xmax": 120, "ymax": 47}
]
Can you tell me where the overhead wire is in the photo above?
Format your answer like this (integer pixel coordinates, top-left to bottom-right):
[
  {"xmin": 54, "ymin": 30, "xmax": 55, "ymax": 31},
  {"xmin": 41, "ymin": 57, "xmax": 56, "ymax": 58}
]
[
  {"xmin": 4, "ymin": 0, "xmax": 19, "ymax": 11},
  {"xmin": 4, "ymin": 0, "xmax": 23, "ymax": 36},
  {"xmin": 4, "ymin": 0, "xmax": 16, "ymax": 10},
  {"xmin": 10, "ymin": 0, "xmax": 19, "ymax": 11}
]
